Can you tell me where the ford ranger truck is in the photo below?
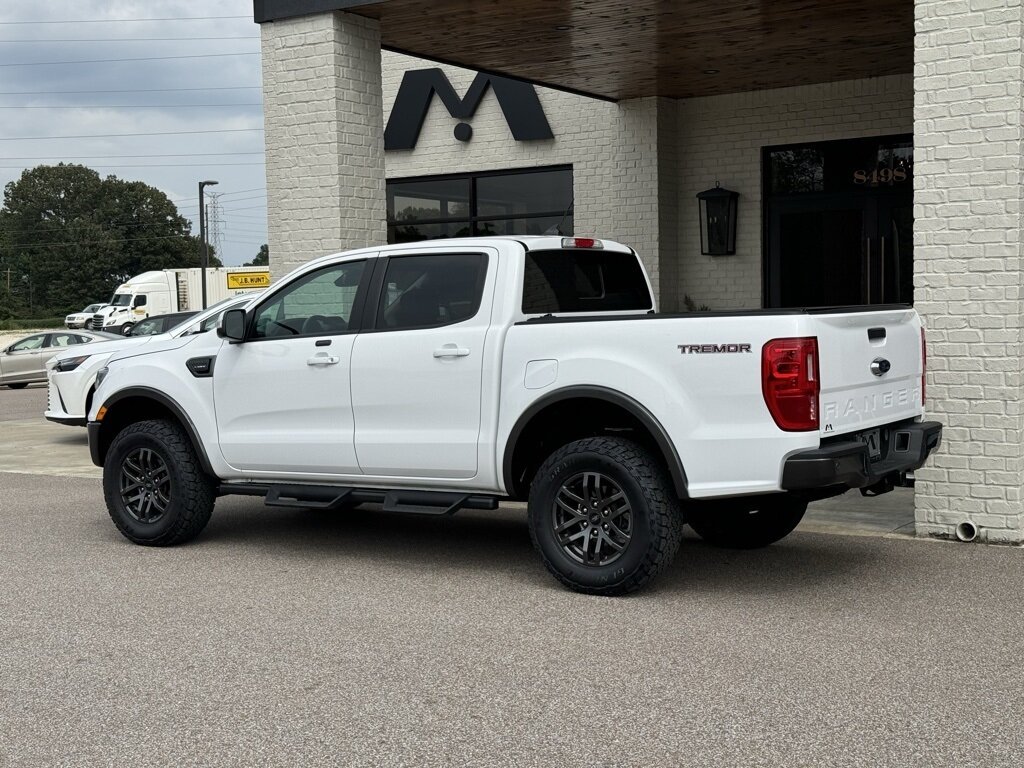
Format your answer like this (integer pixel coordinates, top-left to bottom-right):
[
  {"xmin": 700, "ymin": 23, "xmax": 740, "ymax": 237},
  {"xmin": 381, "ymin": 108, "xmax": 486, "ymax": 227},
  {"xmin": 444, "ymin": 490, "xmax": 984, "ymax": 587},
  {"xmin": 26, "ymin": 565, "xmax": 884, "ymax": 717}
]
[{"xmin": 86, "ymin": 236, "xmax": 941, "ymax": 595}]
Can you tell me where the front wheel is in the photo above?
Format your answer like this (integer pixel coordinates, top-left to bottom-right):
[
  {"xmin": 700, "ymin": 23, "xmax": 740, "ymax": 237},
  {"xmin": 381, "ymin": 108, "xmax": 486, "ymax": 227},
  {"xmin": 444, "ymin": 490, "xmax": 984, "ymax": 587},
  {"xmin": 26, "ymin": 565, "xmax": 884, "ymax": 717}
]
[
  {"xmin": 103, "ymin": 419, "xmax": 216, "ymax": 546},
  {"xmin": 686, "ymin": 496, "xmax": 807, "ymax": 549},
  {"xmin": 120, "ymin": 324, "xmax": 134, "ymax": 336},
  {"xmin": 528, "ymin": 437, "xmax": 683, "ymax": 595}
]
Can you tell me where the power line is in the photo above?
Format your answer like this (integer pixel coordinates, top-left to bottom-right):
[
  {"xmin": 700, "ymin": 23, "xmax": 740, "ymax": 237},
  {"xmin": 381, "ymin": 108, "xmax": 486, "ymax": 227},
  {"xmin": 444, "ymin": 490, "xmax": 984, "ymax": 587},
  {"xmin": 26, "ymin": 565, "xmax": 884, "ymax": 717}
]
[
  {"xmin": 0, "ymin": 36, "xmax": 259, "ymax": 42},
  {"xmin": 0, "ymin": 16, "xmax": 252, "ymax": 24},
  {"xmin": 0, "ymin": 162, "xmax": 263, "ymax": 167},
  {"xmin": 0, "ymin": 128, "xmax": 262, "ymax": 140},
  {"xmin": 0, "ymin": 52, "xmax": 260, "ymax": 68},
  {"xmin": 0, "ymin": 87, "xmax": 260, "ymax": 94},
  {"xmin": 0, "ymin": 104, "xmax": 263, "ymax": 109},
  {"xmin": 3, "ymin": 233, "xmax": 197, "ymax": 249},
  {"xmin": 0, "ymin": 152, "xmax": 262, "ymax": 158}
]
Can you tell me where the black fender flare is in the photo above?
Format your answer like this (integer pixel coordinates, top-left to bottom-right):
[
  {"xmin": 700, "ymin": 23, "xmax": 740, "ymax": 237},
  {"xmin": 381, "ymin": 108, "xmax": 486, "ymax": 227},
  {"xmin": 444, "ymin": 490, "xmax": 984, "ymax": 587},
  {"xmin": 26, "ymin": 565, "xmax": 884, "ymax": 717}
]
[
  {"xmin": 502, "ymin": 385, "xmax": 688, "ymax": 499},
  {"xmin": 92, "ymin": 386, "xmax": 217, "ymax": 477}
]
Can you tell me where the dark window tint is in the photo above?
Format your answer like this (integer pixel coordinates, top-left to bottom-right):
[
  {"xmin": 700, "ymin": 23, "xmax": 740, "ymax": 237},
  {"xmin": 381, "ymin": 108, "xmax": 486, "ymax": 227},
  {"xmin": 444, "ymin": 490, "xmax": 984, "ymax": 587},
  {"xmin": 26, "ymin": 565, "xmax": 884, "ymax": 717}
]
[
  {"xmin": 386, "ymin": 166, "xmax": 573, "ymax": 243},
  {"xmin": 522, "ymin": 250, "xmax": 652, "ymax": 314},
  {"xmin": 389, "ymin": 178, "xmax": 471, "ymax": 222},
  {"xmin": 133, "ymin": 295, "xmax": 147, "ymax": 307},
  {"xmin": 476, "ymin": 170, "xmax": 572, "ymax": 218},
  {"xmin": 769, "ymin": 148, "xmax": 825, "ymax": 194},
  {"xmin": 378, "ymin": 253, "xmax": 488, "ymax": 331}
]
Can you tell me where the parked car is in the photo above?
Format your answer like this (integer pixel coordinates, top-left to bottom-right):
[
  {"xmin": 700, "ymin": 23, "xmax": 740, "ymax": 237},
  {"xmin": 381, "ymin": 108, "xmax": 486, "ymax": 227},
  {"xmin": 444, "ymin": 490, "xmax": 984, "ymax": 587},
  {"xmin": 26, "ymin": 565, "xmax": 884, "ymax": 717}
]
[
  {"xmin": 46, "ymin": 295, "xmax": 260, "ymax": 426},
  {"xmin": 124, "ymin": 311, "xmax": 198, "ymax": 337},
  {"xmin": 1, "ymin": 330, "xmax": 115, "ymax": 389},
  {"xmin": 65, "ymin": 304, "xmax": 107, "ymax": 329}
]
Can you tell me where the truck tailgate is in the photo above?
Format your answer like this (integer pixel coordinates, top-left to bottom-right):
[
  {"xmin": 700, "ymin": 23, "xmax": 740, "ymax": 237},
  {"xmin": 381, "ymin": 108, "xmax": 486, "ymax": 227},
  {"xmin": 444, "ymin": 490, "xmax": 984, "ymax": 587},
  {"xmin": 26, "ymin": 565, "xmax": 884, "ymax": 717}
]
[{"xmin": 814, "ymin": 308, "xmax": 923, "ymax": 437}]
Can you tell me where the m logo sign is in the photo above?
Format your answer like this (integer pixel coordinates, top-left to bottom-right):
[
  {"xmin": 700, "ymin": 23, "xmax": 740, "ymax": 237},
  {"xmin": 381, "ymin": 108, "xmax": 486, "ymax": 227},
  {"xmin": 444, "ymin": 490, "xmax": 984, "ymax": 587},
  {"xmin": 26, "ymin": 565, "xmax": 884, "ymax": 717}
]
[{"xmin": 384, "ymin": 68, "xmax": 554, "ymax": 151}]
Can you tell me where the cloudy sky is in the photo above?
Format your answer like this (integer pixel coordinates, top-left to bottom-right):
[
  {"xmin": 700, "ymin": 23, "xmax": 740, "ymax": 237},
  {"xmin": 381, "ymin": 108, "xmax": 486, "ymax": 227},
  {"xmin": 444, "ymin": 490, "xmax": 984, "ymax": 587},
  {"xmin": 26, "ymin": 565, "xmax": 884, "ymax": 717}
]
[{"xmin": 0, "ymin": 0, "xmax": 266, "ymax": 266}]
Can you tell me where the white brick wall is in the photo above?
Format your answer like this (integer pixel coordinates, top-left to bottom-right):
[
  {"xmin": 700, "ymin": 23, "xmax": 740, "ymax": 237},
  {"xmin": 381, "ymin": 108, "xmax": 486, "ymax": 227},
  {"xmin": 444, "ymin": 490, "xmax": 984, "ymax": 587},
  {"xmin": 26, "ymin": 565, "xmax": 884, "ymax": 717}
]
[
  {"xmin": 261, "ymin": 13, "xmax": 386, "ymax": 277},
  {"xmin": 913, "ymin": 0, "xmax": 1024, "ymax": 544},
  {"xmin": 674, "ymin": 75, "xmax": 914, "ymax": 311},
  {"xmin": 382, "ymin": 52, "xmax": 673, "ymax": 301}
]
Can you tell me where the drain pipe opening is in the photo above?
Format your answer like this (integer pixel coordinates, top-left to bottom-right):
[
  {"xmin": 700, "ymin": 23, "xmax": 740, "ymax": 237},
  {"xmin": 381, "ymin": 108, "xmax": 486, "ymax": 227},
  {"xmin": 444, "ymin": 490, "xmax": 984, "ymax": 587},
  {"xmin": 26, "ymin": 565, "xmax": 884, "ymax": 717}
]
[{"xmin": 955, "ymin": 521, "xmax": 979, "ymax": 543}]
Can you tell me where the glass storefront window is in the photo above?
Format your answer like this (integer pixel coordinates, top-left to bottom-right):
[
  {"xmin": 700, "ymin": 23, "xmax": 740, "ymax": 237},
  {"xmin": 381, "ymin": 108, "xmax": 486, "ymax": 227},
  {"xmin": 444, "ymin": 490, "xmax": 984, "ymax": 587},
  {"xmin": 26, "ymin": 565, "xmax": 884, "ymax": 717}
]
[
  {"xmin": 386, "ymin": 166, "xmax": 573, "ymax": 243},
  {"xmin": 769, "ymin": 148, "xmax": 825, "ymax": 195}
]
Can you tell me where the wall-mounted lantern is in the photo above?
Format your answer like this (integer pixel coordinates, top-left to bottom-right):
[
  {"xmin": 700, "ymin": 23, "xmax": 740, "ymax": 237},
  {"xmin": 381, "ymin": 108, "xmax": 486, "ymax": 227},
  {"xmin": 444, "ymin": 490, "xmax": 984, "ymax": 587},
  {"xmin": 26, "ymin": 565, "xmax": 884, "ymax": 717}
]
[{"xmin": 697, "ymin": 183, "xmax": 739, "ymax": 256}]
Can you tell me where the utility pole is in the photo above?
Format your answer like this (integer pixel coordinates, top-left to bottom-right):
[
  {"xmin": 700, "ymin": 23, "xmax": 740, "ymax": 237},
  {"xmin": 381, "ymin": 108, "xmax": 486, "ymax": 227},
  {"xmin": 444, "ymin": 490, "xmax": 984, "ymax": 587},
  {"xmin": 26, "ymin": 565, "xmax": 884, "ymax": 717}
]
[{"xmin": 198, "ymin": 179, "xmax": 218, "ymax": 309}]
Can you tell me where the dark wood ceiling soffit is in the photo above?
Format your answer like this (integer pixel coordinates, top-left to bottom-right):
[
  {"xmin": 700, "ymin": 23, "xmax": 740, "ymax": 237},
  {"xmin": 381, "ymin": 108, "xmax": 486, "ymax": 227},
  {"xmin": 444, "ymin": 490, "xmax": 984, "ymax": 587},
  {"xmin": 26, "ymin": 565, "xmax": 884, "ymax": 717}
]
[{"xmin": 256, "ymin": 0, "xmax": 914, "ymax": 101}]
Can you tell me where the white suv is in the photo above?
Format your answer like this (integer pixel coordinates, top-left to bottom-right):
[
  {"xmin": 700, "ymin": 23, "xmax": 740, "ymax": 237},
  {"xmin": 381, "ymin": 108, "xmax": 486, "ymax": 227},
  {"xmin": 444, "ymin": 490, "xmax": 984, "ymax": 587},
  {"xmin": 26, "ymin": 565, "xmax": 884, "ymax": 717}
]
[{"xmin": 46, "ymin": 293, "xmax": 261, "ymax": 426}]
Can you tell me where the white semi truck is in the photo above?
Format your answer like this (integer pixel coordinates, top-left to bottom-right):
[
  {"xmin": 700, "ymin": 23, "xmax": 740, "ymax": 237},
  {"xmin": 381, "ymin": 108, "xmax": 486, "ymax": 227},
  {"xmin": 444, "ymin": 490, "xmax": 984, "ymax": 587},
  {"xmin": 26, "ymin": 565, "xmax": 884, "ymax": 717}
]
[{"xmin": 90, "ymin": 267, "xmax": 269, "ymax": 335}]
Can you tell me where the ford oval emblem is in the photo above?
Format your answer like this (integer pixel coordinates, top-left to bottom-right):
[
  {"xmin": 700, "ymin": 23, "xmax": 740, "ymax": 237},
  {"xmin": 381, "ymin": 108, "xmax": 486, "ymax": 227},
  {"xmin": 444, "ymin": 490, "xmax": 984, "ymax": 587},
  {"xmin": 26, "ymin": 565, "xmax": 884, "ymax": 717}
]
[{"xmin": 871, "ymin": 358, "xmax": 891, "ymax": 377}]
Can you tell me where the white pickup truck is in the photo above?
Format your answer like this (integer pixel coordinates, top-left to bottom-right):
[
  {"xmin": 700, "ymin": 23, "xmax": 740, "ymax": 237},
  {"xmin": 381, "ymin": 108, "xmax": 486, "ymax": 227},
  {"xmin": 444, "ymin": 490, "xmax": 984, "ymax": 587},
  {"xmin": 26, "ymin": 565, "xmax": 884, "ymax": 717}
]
[{"xmin": 87, "ymin": 236, "xmax": 941, "ymax": 594}]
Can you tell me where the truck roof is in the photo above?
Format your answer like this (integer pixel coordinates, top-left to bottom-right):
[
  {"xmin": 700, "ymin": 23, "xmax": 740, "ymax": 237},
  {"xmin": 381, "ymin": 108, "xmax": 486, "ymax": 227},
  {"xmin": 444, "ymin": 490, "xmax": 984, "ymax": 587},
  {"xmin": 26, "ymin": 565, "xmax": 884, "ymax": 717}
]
[{"xmin": 305, "ymin": 236, "xmax": 634, "ymax": 271}]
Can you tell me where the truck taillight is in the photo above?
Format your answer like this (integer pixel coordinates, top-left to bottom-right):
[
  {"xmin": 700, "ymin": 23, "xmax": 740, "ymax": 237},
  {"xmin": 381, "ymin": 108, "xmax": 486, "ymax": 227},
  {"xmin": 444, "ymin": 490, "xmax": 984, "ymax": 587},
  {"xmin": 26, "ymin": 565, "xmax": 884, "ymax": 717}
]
[
  {"xmin": 921, "ymin": 326, "xmax": 927, "ymax": 406},
  {"xmin": 561, "ymin": 237, "xmax": 603, "ymax": 249},
  {"xmin": 762, "ymin": 337, "xmax": 819, "ymax": 432}
]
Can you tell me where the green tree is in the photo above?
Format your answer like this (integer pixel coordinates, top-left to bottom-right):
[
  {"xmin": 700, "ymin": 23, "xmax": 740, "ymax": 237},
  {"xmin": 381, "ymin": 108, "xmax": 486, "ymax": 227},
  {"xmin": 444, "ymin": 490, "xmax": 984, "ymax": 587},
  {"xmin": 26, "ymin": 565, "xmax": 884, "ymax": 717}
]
[
  {"xmin": 0, "ymin": 164, "xmax": 218, "ymax": 317},
  {"xmin": 245, "ymin": 243, "xmax": 269, "ymax": 267}
]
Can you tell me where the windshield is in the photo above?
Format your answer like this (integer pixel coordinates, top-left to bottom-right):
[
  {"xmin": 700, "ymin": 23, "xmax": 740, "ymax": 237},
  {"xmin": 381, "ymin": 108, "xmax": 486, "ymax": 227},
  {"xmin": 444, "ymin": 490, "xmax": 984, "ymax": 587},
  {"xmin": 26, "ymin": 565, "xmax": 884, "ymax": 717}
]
[
  {"xmin": 131, "ymin": 318, "xmax": 163, "ymax": 336},
  {"xmin": 83, "ymin": 304, "xmax": 101, "ymax": 313},
  {"xmin": 109, "ymin": 293, "xmax": 132, "ymax": 307},
  {"xmin": 175, "ymin": 292, "xmax": 263, "ymax": 336}
]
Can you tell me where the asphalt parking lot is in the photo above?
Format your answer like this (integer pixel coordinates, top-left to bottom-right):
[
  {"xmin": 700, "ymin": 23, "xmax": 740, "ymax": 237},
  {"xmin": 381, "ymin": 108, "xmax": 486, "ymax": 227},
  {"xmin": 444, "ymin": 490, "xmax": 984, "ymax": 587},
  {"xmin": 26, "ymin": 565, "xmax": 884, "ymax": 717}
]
[{"xmin": 1, "ymin": 385, "xmax": 1022, "ymax": 766}]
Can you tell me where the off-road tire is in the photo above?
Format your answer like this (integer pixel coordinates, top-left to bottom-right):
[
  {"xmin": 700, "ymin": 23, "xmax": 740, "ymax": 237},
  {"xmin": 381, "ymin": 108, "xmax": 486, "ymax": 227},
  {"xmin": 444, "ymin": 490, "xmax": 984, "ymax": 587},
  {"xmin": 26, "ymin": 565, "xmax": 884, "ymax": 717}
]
[
  {"xmin": 528, "ymin": 437, "xmax": 683, "ymax": 595},
  {"xmin": 103, "ymin": 419, "xmax": 216, "ymax": 546},
  {"xmin": 686, "ymin": 496, "xmax": 807, "ymax": 549},
  {"xmin": 6, "ymin": 382, "xmax": 28, "ymax": 389}
]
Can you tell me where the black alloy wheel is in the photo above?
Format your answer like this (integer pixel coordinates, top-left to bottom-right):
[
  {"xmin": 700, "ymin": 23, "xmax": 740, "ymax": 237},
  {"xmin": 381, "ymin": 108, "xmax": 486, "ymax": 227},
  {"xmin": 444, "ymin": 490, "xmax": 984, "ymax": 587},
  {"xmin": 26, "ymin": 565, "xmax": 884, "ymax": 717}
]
[
  {"xmin": 552, "ymin": 471, "xmax": 632, "ymax": 567},
  {"xmin": 103, "ymin": 419, "xmax": 215, "ymax": 546},
  {"xmin": 119, "ymin": 447, "xmax": 172, "ymax": 524},
  {"xmin": 528, "ymin": 437, "xmax": 683, "ymax": 595}
]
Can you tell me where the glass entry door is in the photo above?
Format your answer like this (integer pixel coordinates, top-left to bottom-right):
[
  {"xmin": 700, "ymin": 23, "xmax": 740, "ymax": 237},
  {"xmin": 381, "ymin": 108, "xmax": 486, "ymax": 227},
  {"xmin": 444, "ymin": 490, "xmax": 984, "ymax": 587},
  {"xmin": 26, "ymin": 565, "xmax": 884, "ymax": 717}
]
[{"xmin": 764, "ymin": 135, "xmax": 913, "ymax": 308}]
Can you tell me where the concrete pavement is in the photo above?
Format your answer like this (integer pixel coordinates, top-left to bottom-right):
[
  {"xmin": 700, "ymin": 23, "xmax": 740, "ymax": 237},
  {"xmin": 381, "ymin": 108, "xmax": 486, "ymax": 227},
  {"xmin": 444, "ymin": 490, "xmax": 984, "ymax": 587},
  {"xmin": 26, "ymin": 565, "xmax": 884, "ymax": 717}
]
[
  {"xmin": 1, "ymin": 471, "xmax": 1023, "ymax": 767},
  {"xmin": 2, "ymin": 383, "xmax": 1023, "ymax": 766}
]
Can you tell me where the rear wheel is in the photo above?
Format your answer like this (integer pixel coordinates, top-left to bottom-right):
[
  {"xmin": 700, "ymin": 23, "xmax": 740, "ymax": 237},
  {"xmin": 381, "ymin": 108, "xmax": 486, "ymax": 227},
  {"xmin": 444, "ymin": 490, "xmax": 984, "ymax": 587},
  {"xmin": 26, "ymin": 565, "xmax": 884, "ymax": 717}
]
[
  {"xmin": 528, "ymin": 437, "xmax": 683, "ymax": 595},
  {"xmin": 686, "ymin": 496, "xmax": 807, "ymax": 549},
  {"xmin": 103, "ymin": 419, "xmax": 215, "ymax": 546},
  {"xmin": 6, "ymin": 383, "xmax": 28, "ymax": 390},
  {"xmin": 120, "ymin": 324, "xmax": 134, "ymax": 336}
]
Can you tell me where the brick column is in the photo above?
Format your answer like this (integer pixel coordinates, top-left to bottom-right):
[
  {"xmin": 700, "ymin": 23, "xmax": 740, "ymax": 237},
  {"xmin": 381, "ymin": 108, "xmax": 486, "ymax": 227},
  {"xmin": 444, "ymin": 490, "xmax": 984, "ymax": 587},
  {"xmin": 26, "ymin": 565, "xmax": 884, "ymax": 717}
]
[
  {"xmin": 261, "ymin": 12, "xmax": 387, "ymax": 276},
  {"xmin": 913, "ymin": 0, "xmax": 1024, "ymax": 543},
  {"xmin": 612, "ymin": 97, "xmax": 679, "ymax": 310}
]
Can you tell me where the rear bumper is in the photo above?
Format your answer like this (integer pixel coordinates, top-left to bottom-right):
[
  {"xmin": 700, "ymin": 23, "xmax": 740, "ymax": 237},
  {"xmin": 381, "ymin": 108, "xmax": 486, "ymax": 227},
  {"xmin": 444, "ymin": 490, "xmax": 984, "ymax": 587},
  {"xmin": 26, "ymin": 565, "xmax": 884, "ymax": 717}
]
[{"xmin": 782, "ymin": 421, "xmax": 942, "ymax": 491}]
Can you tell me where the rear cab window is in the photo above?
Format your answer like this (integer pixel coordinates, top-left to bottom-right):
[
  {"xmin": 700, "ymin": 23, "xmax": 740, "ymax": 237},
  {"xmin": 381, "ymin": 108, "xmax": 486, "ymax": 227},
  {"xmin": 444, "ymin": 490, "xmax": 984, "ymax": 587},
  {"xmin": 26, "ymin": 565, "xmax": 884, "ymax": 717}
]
[{"xmin": 522, "ymin": 249, "xmax": 653, "ymax": 315}]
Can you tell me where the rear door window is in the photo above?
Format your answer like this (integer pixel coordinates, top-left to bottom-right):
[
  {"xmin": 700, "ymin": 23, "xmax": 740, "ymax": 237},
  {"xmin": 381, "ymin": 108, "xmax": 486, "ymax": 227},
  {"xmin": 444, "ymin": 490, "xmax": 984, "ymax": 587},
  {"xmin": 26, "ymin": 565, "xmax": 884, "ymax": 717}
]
[
  {"xmin": 522, "ymin": 249, "xmax": 653, "ymax": 314},
  {"xmin": 377, "ymin": 253, "xmax": 488, "ymax": 331}
]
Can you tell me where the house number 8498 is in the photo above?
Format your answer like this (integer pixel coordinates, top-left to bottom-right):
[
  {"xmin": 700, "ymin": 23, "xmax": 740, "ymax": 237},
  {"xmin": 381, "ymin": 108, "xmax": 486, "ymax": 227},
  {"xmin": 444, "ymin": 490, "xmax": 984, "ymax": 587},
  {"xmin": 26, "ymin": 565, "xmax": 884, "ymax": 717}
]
[{"xmin": 853, "ymin": 168, "xmax": 908, "ymax": 186}]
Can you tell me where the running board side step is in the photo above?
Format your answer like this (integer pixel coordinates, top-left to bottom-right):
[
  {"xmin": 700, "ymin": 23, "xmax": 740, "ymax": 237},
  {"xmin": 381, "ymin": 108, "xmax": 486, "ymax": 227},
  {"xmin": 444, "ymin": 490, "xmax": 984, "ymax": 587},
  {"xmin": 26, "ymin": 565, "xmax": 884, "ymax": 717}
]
[{"xmin": 219, "ymin": 483, "xmax": 500, "ymax": 516}]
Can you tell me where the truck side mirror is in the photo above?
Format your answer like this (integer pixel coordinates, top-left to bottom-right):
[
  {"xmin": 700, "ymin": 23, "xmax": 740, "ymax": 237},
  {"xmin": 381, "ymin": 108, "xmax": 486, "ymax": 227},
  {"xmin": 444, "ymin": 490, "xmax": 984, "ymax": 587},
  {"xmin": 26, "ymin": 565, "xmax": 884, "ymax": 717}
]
[{"xmin": 218, "ymin": 308, "xmax": 246, "ymax": 341}]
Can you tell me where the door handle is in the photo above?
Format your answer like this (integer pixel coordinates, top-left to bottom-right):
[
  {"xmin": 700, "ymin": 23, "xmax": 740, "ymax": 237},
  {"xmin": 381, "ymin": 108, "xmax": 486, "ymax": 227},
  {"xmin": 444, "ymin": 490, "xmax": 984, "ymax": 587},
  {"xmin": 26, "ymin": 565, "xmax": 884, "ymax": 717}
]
[
  {"xmin": 880, "ymin": 236, "xmax": 886, "ymax": 304},
  {"xmin": 433, "ymin": 344, "xmax": 470, "ymax": 358},
  {"xmin": 864, "ymin": 236, "xmax": 872, "ymax": 304},
  {"xmin": 307, "ymin": 354, "xmax": 340, "ymax": 366}
]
